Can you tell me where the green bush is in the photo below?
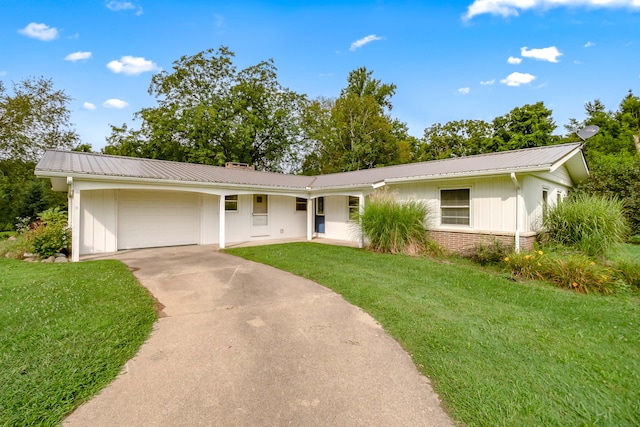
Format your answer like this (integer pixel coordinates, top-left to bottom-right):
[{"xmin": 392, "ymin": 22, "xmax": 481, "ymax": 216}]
[
  {"xmin": 359, "ymin": 190, "xmax": 430, "ymax": 255},
  {"xmin": 540, "ymin": 193, "xmax": 629, "ymax": 258},
  {"xmin": 614, "ymin": 260, "xmax": 640, "ymax": 289},
  {"xmin": 467, "ymin": 240, "xmax": 512, "ymax": 266},
  {"xmin": 30, "ymin": 207, "xmax": 70, "ymax": 258},
  {"xmin": 504, "ymin": 249, "xmax": 630, "ymax": 294}
]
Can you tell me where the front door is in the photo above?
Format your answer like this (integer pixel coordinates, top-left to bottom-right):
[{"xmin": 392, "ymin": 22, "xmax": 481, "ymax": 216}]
[
  {"xmin": 251, "ymin": 194, "xmax": 269, "ymax": 236},
  {"xmin": 314, "ymin": 197, "xmax": 325, "ymax": 233}
]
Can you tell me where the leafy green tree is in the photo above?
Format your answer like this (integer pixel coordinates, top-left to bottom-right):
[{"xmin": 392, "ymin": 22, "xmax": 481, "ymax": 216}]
[
  {"xmin": 302, "ymin": 67, "xmax": 414, "ymax": 173},
  {"xmin": 415, "ymin": 119, "xmax": 492, "ymax": 161},
  {"xmin": 488, "ymin": 102, "xmax": 559, "ymax": 152},
  {"xmin": 104, "ymin": 47, "xmax": 308, "ymax": 172},
  {"xmin": 0, "ymin": 77, "xmax": 79, "ymax": 162},
  {"xmin": 0, "ymin": 77, "xmax": 77, "ymax": 230}
]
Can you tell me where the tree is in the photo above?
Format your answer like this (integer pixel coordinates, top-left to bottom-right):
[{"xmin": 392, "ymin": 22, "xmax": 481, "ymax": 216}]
[
  {"xmin": 0, "ymin": 77, "xmax": 79, "ymax": 162},
  {"xmin": 0, "ymin": 77, "xmax": 78, "ymax": 230},
  {"xmin": 415, "ymin": 119, "xmax": 493, "ymax": 161},
  {"xmin": 302, "ymin": 67, "xmax": 414, "ymax": 174},
  {"xmin": 489, "ymin": 102, "xmax": 559, "ymax": 152},
  {"xmin": 104, "ymin": 47, "xmax": 308, "ymax": 172}
]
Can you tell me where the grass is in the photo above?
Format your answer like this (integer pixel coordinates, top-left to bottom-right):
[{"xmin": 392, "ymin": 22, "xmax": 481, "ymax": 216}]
[
  {"xmin": 0, "ymin": 258, "xmax": 157, "ymax": 426},
  {"xmin": 226, "ymin": 242, "xmax": 640, "ymax": 427}
]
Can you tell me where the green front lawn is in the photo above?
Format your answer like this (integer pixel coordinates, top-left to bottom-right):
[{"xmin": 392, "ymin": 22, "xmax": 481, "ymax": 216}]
[
  {"xmin": 0, "ymin": 258, "xmax": 157, "ymax": 426},
  {"xmin": 227, "ymin": 243, "xmax": 640, "ymax": 427}
]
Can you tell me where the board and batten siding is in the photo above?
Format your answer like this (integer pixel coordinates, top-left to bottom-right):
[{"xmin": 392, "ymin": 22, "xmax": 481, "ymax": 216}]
[
  {"xmin": 79, "ymin": 189, "xmax": 117, "ymax": 255},
  {"xmin": 224, "ymin": 194, "xmax": 307, "ymax": 244}
]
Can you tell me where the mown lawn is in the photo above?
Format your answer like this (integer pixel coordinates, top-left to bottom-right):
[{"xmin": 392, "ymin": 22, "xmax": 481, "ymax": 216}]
[
  {"xmin": 227, "ymin": 242, "xmax": 640, "ymax": 427},
  {"xmin": 0, "ymin": 258, "xmax": 157, "ymax": 426}
]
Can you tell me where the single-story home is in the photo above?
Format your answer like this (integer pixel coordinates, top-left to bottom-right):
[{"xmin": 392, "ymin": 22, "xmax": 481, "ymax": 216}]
[{"xmin": 35, "ymin": 142, "xmax": 589, "ymax": 261}]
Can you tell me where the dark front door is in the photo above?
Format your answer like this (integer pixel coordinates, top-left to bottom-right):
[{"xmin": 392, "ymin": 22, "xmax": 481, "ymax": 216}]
[{"xmin": 315, "ymin": 197, "xmax": 325, "ymax": 233}]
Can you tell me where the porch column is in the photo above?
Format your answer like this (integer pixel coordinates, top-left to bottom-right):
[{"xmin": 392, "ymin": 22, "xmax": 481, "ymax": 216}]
[
  {"xmin": 219, "ymin": 195, "xmax": 226, "ymax": 249},
  {"xmin": 71, "ymin": 187, "xmax": 81, "ymax": 262},
  {"xmin": 358, "ymin": 194, "xmax": 365, "ymax": 249},
  {"xmin": 306, "ymin": 198, "xmax": 313, "ymax": 241}
]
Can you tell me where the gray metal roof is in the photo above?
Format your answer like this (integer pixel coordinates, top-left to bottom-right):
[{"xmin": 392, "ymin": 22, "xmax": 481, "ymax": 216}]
[{"xmin": 35, "ymin": 142, "xmax": 586, "ymax": 191}]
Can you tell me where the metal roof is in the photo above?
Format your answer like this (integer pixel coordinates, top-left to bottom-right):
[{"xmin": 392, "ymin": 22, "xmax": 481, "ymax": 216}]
[{"xmin": 35, "ymin": 142, "xmax": 587, "ymax": 191}]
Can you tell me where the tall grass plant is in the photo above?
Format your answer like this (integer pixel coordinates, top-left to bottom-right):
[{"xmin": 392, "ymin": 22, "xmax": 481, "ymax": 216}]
[
  {"xmin": 540, "ymin": 193, "xmax": 629, "ymax": 257},
  {"xmin": 359, "ymin": 190, "xmax": 429, "ymax": 255}
]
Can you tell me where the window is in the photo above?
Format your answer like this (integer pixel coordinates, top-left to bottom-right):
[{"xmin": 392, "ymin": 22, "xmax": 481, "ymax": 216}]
[
  {"xmin": 295, "ymin": 197, "xmax": 307, "ymax": 211},
  {"xmin": 225, "ymin": 195, "xmax": 238, "ymax": 211},
  {"xmin": 441, "ymin": 189, "xmax": 470, "ymax": 225},
  {"xmin": 348, "ymin": 196, "xmax": 360, "ymax": 221},
  {"xmin": 316, "ymin": 197, "xmax": 324, "ymax": 215},
  {"xmin": 542, "ymin": 189, "xmax": 549, "ymax": 207}
]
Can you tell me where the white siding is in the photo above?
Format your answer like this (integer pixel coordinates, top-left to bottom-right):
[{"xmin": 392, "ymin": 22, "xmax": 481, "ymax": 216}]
[
  {"xmin": 201, "ymin": 194, "xmax": 219, "ymax": 245},
  {"xmin": 79, "ymin": 190, "xmax": 117, "ymax": 255},
  {"xmin": 322, "ymin": 196, "xmax": 360, "ymax": 242},
  {"xmin": 224, "ymin": 194, "xmax": 307, "ymax": 244}
]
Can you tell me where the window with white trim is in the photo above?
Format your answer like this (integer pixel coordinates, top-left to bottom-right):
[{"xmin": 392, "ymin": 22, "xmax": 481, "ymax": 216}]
[
  {"xmin": 225, "ymin": 195, "xmax": 238, "ymax": 211},
  {"xmin": 348, "ymin": 196, "xmax": 359, "ymax": 221},
  {"xmin": 295, "ymin": 197, "xmax": 307, "ymax": 211},
  {"xmin": 440, "ymin": 189, "xmax": 470, "ymax": 225}
]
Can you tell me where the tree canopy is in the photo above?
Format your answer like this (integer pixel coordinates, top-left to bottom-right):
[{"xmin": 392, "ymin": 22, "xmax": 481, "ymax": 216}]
[
  {"xmin": 0, "ymin": 77, "xmax": 79, "ymax": 162},
  {"xmin": 301, "ymin": 67, "xmax": 415, "ymax": 174},
  {"xmin": 103, "ymin": 47, "xmax": 308, "ymax": 172}
]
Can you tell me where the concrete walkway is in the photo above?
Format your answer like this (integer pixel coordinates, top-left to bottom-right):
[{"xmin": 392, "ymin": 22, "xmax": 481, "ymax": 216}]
[{"xmin": 65, "ymin": 245, "xmax": 453, "ymax": 426}]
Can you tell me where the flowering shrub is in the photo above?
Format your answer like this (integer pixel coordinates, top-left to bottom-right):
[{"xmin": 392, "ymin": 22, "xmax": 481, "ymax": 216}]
[{"xmin": 504, "ymin": 250, "xmax": 628, "ymax": 294}]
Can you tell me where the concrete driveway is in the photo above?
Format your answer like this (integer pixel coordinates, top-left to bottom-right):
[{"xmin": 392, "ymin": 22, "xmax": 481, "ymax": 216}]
[{"xmin": 64, "ymin": 245, "xmax": 453, "ymax": 426}]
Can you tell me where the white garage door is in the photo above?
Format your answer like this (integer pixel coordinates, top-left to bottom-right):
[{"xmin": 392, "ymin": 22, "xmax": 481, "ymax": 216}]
[{"xmin": 118, "ymin": 190, "xmax": 200, "ymax": 250}]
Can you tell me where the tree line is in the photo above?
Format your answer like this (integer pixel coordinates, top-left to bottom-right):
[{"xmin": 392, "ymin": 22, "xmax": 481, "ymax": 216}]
[{"xmin": 1, "ymin": 46, "xmax": 639, "ymax": 234}]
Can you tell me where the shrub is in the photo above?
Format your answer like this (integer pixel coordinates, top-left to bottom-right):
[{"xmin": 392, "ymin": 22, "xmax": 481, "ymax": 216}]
[
  {"xmin": 504, "ymin": 249, "xmax": 628, "ymax": 294},
  {"xmin": 540, "ymin": 193, "xmax": 629, "ymax": 258},
  {"xmin": 359, "ymin": 189, "xmax": 430, "ymax": 255},
  {"xmin": 467, "ymin": 240, "xmax": 512, "ymax": 266},
  {"xmin": 30, "ymin": 207, "xmax": 70, "ymax": 258},
  {"xmin": 614, "ymin": 260, "xmax": 640, "ymax": 289}
]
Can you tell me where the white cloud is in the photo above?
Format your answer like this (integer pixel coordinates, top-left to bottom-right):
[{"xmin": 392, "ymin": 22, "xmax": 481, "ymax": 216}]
[
  {"xmin": 18, "ymin": 23, "xmax": 59, "ymax": 41},
  {"xmin": 106, "ymin": 1, "xmax": 143, "ymax": 15},
  {"xmin": 65, "ymin": 51, "xmax": 92, "ymax": 62},
  {"xmin": 107, "ymin": 56, "xmax": 160, "ymax": 75},
  {"xmin": 500, "ymin": 72, "xmax": 536, "ymax": 86},
  {"xmin": 458, "ymin": 87, "xmax": 471, "ymax": 94},
  {"xmin": 584, "ymin": 41, "xmax": 595, "ymax": 47},
  {"xmin": 464, "ymin": 0, "xmax": 640, "ymax": 20},
  {"xmin": 214, "ymin": 14, "xmax": 224, "ymax": 28},
  {"xmin": 350, "ymin": 34, "xmax": 383, "ymax": 51},
  {"xmin": 102, "ymin": 99, "xmax": 129, "ymax": 109},
  {"xmin": 83, "ymin": 102, "xmax": 97, "ymax": 111},
  {"xmin": 521, "ymin": 46, "xmax": 562, "ymax": 63},
  {"xmin": 480, "ymin": 79, "xmax": 495, "ymax": 85},
  {"xmin": 507, "ymin": 56, "xmax": 522, "ymax": 64}
]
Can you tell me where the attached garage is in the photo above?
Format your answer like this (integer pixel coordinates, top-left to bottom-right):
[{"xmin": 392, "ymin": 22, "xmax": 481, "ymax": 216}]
[{"xmin": 117, "ymin": 190, "xmax": 201, "ymax": 250}]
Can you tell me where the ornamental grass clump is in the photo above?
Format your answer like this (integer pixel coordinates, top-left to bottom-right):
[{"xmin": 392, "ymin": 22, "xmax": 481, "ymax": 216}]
[
  {"xmin": 504, "ymin": 249, "xmax": 629, "ymax": 294},
  {"xmin": 359, "ymin": 190, "xmax": 430, "ymax": 255},
  {"xmin": 540, "ymin": 193, "xmax": 629, "ymax": 258}
]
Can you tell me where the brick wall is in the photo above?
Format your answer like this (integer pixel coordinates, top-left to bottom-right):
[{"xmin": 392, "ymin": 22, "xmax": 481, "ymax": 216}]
[{"xmin": 430, "ymin": 229, "xmax": 537, "ymax": 254}]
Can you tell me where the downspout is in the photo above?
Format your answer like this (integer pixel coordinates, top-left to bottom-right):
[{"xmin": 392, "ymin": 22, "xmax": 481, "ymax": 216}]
[{"xmin": 510, "ymin": 173, "xmax": 521, "ymax": 253}]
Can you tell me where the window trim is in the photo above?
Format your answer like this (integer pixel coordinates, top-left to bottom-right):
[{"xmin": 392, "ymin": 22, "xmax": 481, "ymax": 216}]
[
  {"xmin": 225, "ymin": 195, "xmax": 238, "ymax": 212},
  {"xmin": 440, "ymin": 188, "xmax": 471, "ymax": 226},
  {"xmin": 348, "ymin": 196, "xmax": 360, "ymax": 221},
  {"xmin": 295, "ymin": 197, "xmax": 307, "ymax": 212}
]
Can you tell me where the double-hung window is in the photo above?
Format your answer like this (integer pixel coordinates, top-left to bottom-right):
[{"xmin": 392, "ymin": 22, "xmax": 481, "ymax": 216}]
[
  {"xmin": 225, "ymin": 195, "xmax": 238, "ymax": 212},
  {"xmin": 440, "ymin": 189, "xmax": 470, "ymax": 225},
  {"xmin": 295, "ymin": 197, "xmax": 307, "ymax": 211},
  {"xmin": 348, "ymin": 196, "xmax": 360, "ymax": 221}
]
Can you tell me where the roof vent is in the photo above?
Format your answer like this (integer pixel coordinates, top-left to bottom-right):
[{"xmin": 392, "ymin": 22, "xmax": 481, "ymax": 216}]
[{"xmin": 225, "ymin": 162, "xmax": 255, "ymax": 170}]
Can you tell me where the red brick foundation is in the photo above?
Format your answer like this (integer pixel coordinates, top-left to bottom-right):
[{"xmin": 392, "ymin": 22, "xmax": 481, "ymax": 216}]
[{"xmin": 430, "ymin": 229, "xmax": 537, "ymax": 254}]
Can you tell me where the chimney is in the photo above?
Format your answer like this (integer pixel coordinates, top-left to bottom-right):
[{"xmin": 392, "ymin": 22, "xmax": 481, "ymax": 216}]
[{"xmin": 225, "ymin": 162, "xmax": 255, "ymax": 170}]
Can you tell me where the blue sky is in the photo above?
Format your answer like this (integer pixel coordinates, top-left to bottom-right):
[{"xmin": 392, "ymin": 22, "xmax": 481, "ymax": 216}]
[{"xmin": 2, "ymin": 0, "xmax": 639, "ymax": 151}]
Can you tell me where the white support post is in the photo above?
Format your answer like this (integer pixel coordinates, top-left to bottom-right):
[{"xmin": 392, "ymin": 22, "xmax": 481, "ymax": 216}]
[
  {"xmin": 358, "ymin": 194, "xmax": 365, "ymax": 249},
  {"xmin": 71, "ymin": 188, "xmax": 81, "ymax": 262},
  {"xmin": 306, "ymin": 198, "xmax": 313, "ymax": 241},
  {"xmin": 219, "ymin": 195, "xmax": 226, "ymax": 249}
]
